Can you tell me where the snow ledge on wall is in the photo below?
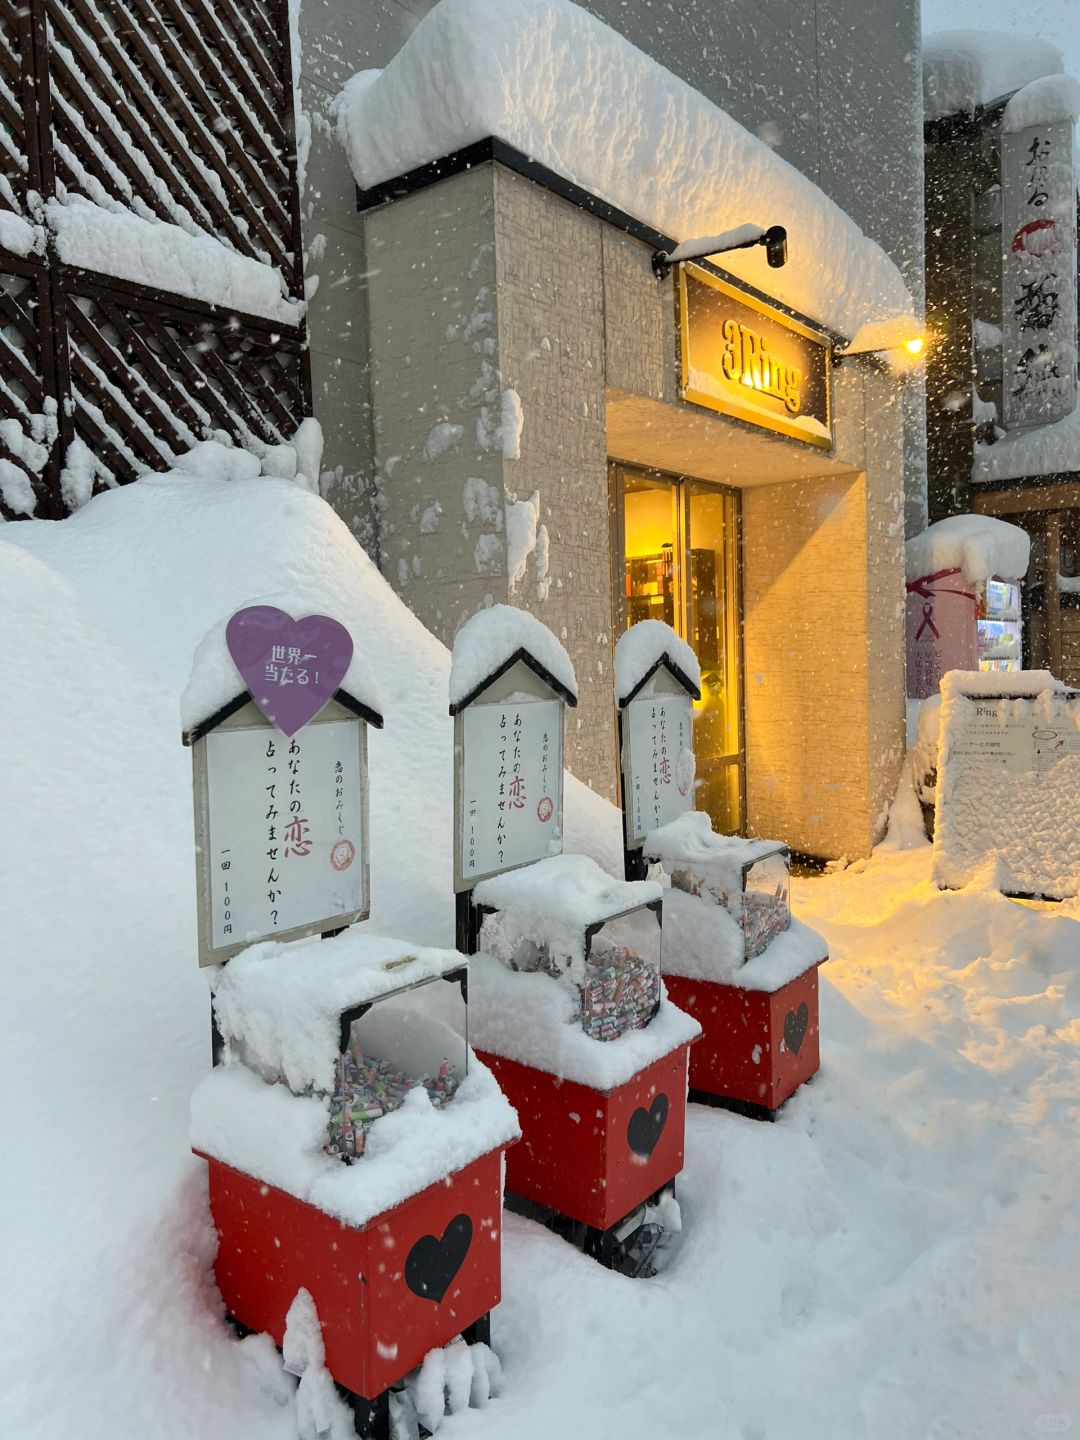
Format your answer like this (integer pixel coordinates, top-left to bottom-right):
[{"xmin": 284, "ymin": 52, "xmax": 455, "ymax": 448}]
[
  {"xmin": 334, "ymin": 0, "xmax": 914, "ymax": 340},
  {"xmin": 47, "ymin": 198, "xmax": 304, "ymax": 327},
  {"xmin": 923, "ymin": 30, "xmax": 1064, "ymax": 121},
  {"xmin": 974, "ymin": 403, "xmax": 1080, "ymax": 485}
]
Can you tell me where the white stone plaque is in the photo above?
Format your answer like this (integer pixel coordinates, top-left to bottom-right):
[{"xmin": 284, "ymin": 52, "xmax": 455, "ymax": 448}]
[
  {"xmin": 624, "ymin": 694, "xmax": 694, "ymax": 847},
  {"xmin": 459, "ymin": 697, "xmax": 563, "ymax": 886},
  {"xmin": 933, "ymin": 684, "xmax": 1080, "ymax": 897},
  {"xmin": 198, "ymin": 713, "xmax": 367, "ymax": 963}
]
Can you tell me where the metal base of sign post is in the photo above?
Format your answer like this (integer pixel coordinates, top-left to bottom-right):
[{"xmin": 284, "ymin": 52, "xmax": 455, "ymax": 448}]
[
  {"xmin": 456, "ymin": 889, "xmax": 480, "ymax": 956},
  {"xmin": 623, "ymin": 844, "xmax": 647, "ymax": 882},
  {"xmin": 506, "ymin": 1188, "xmax": 671, "ymax": 1279},
  {"xmin": 339, "ymin": 1387, "xmax": 390, "ymax": 1440},
  {"xmin": 689, "ymin": 1088, "xmax": 780, "ymax": 1124},
  {"xmin": 462, "ymin": 1311, "xmax": 492, "ymax": 1348}
]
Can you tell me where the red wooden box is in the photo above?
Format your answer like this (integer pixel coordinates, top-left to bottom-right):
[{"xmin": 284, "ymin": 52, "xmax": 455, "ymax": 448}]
[
  {"xmin": 196, "ymin": 1146, "xmax": 505, "ymax": 1399},
  {"xmin": 474, "ymin": 1043, "xmax": 690, "ymax": 1231},
  {"xmin": 664, "ymin": 961, "xmax": 821, "ymax": 1116}
]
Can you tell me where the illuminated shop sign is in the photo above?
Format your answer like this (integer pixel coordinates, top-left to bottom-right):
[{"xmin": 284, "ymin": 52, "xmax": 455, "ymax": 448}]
[{"xmin": 676, "ymin": 263, "xmax": 832, "ymax": 449}]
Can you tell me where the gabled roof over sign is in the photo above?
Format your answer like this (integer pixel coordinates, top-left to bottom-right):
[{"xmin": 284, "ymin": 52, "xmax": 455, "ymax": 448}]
[
  {"xmin": 614, "ymin": 621, "xmax": 702, "ymax": 708},
  {"xmin": 183, "ymin": 685, "xmax": 383, "ymax": 746},
  {"xmin": 448, "ymin": 647, "xmax": 578, "ymax": 715},
  {"xmin": 449, "ymin": 604, "xmax": 578, "ymax": 714},
  {"xmin": 181, "ymin": 599, "xmax": 385, "ymax": 743}
]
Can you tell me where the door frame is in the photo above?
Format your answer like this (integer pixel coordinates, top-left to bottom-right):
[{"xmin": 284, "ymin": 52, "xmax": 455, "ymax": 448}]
[{"xmin": 608, "ymin": 460, "xmax": 746, "ymax": 832}]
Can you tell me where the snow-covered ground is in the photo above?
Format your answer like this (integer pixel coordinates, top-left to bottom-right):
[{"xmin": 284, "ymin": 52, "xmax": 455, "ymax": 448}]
[{"xmin": 3, "ymin": 473, "xmax": 1078, "ymax": 1439}]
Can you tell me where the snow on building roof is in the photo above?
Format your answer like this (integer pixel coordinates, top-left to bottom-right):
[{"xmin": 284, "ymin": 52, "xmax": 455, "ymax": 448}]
[
  {"xmin": 974, "ymin": 404, "xmax": 1080, "ymax": 486},
  {"xmin": 210, "ymin": 929, "xmax": 468, "ymax": 1095},
  {"xmin": 46, "ymin": 198, "xmax": 303, "ymax": 327},
  {"xmin": 182, "ymin": 594, "xmax": 383, "ymax": 737},
  {"xmin": 904, "ymin": 515, "xmax": 1031, "ymax": 583},
  {"xmin": 923, "ymin": 30, "xmax": 1065, "ymax": 121},
  {"xmin": 335, "ymin": 0, "xmax": 914, "ymax": 340},
  {"xmin": 466, "ymin": 951, "xmax": 699, "ymax": 1091},
  {"xmin": 1002, "ymin": 73, "xmax": 1080, "ymax": 132},
  {"xmin": 449, "ymin": 602, "xmax": 577, "ymax": 711},
  {"xmin": 614, "ymin": 621, "xmax": 702, "ymax": 706}
]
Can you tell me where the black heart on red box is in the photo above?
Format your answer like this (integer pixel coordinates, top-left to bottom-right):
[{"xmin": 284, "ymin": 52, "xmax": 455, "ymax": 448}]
[
  {"xmin": 627, "ymin": 1094, "xmax": 669, "ymax": 1158},
  {"xmin": 404, "ymin": 1214, "xmax": 472, "ymax": 1303},
  {"xmin": 784, "ymin": 1002, "xmax": 809, "ymax": 1056}
]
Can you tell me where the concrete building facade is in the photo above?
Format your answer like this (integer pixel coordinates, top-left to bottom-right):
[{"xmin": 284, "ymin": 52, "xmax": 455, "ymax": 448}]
[{"xmin": 295, "ymin": 0, "xmax": 926, "ymax": 860}]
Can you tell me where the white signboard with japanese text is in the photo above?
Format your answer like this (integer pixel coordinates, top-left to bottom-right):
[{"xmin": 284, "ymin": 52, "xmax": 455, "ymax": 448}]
[
  {"xmin": 945, "ymin": 699, "xmax": 1080, "ymax": 774},
  {"xmin": 622, "ymin": 693, "xmax": 695, "ymax": 848},
  {"xmin": 193, "ymin": 701, "xmax": 369, "ymax": 965},
  {"xmin": 456, "ymin": 696, "xmax": 563, "ymax": 890},
  {"xmin": 1001, "ymin": 118, "xmax": 1078, "ymax": 429}
]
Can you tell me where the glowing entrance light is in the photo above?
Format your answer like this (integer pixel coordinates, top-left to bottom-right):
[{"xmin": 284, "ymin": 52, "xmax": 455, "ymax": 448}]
[{"xmin": 836, "ymin": 317, "xmax": 930, "ymax": 372}]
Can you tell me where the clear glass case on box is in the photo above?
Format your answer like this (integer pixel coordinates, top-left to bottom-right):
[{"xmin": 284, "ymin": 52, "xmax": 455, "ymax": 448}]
[
  {"xmin": 479, "ymin": 900, "xmax": 662, "ymax": 1043},
  {"xmin": 740, "ymin": 849, "xmax": 791, "ymax": 959},
  {"xmin": 580, "ymin": 905, "xmax": 662, "ymax": 1042},
  {"xmin": 326, "ymin": 985, "xmax": 468, "ymax": 1163},
  {"xmin": 670, "ymin": 843, "xmax": 791, "ymax": 961}
]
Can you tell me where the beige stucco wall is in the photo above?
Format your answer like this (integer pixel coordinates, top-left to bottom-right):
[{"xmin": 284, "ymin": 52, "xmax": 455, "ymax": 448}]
[
  {"xmin": 491, "ymin": 168, "xmax": 616, "ymax": 794},
  {"xmin": 364, "ymin": 166, "xmax": 507, "ymax": 638},
  {"xmin": 742, "ymin": 364, "xmax": 906, "ymax": 857},
  {"xmin": 363, "ymin": 160, "xmax": 908, "ymax": 851}
]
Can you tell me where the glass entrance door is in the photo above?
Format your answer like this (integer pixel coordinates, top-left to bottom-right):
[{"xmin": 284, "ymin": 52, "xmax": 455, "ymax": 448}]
[{"xmin": 611, "ymin": 465, "xmax": 743, "ymax": 833}]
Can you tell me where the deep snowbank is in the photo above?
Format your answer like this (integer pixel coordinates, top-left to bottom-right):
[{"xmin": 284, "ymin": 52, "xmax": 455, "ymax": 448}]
[
  {"xmin": 4, "ymin": 474, "xmax": 1078, "ymax": 1440},
  {"xmin": 0, "ymin": 472, "xmax": 619, "ymax": 1440}
]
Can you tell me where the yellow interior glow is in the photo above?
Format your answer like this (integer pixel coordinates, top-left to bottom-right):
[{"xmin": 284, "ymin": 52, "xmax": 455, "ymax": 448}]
[{"xmin": 904, "ymin": 336, "xmax": 925, "ymax": 356}]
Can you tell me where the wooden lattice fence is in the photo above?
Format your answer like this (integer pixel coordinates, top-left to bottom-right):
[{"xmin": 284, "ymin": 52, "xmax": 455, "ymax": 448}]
[{"xmin": 0, "ymin": 0, "xmax": 309, "ymax": 520}]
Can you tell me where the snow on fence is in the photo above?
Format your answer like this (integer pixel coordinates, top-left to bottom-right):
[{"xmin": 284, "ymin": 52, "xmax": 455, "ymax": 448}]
[{"xmin": 0, "ymin": 0, "xmax": 308, "ymax": 520}]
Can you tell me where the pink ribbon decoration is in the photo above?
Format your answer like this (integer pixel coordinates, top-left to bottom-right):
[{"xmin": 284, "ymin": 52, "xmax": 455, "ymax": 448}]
[{"xmin": 914, "ymin": 601, "xmax": 940, "ymax": 641}]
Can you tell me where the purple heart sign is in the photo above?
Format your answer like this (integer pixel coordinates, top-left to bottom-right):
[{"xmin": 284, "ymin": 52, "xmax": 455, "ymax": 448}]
[{"xmin": 225, "ymin": 606, "xmax": 353, "ymax": 736}]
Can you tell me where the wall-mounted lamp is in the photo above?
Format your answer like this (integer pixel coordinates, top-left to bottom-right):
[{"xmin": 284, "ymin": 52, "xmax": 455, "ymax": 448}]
[
  {"xmin": 833, "ymin": 318, "xmax": 929, "ymax": 372},
  {"xmin": 652, "ymin": 224, "xmax": 788, "ymax": 280}
]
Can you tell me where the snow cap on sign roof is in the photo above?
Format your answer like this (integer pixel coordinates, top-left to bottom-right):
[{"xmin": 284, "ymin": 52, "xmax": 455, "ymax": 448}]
[
  {"xmin": 449, "ymin": 603, "xmax": 577, "ymax": 711},
  {"xmin": 614, "ymin": 621, "xmax": 702, "ymax": 706},
  {"xmin": 923, "ymin": 30, "xmax": 1064, "ymax": 121},
  {"xmin": 335, "ymin": 0, "xmax": 914, "ymax": 340},
  {"xmin": 1002, "ymin": 73, "xmax": 1080, "ymax": 132},
  {"xmin": 181, "ymin": 593, "xmax": 383, "ymax": 738},
  {"xmin": 904, "ymin": 515, "xmax": 1031, "ymax": 585}
]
